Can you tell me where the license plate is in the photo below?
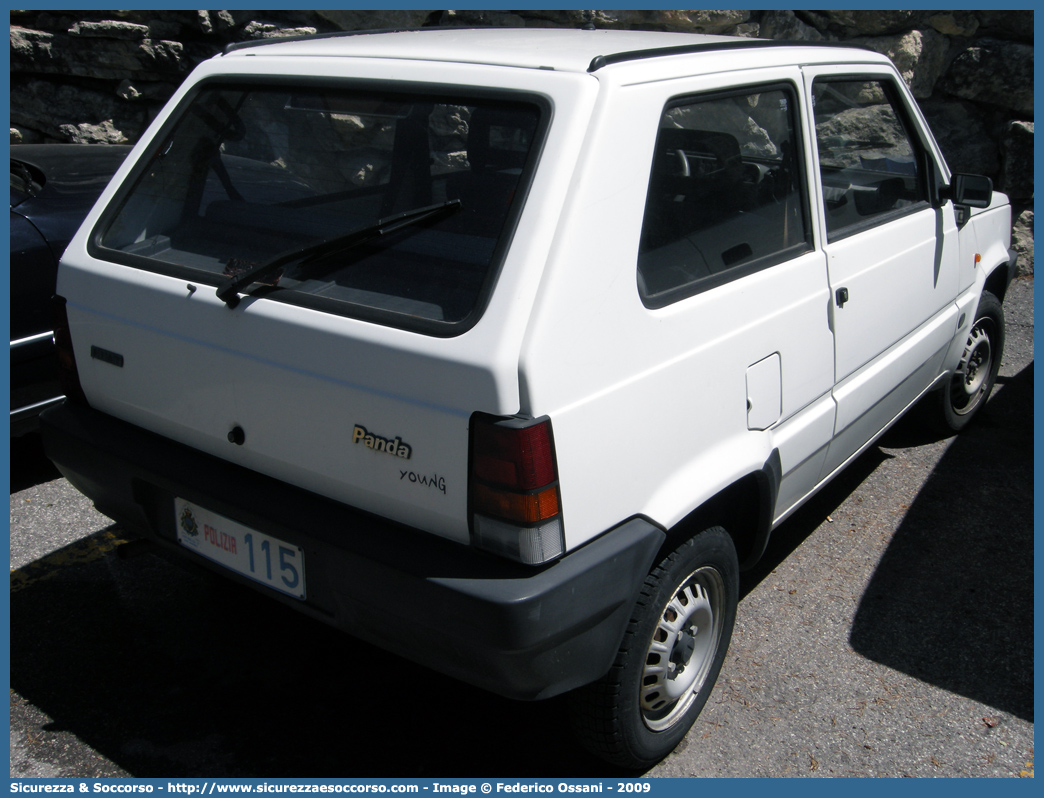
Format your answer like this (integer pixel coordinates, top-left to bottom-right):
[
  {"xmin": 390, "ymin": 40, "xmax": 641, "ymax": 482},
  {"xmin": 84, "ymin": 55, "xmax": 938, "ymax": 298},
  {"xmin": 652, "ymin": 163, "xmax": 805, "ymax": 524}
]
[{"xmin": 175, "ymin": 498, "xmax": 306, "ymax": 599}]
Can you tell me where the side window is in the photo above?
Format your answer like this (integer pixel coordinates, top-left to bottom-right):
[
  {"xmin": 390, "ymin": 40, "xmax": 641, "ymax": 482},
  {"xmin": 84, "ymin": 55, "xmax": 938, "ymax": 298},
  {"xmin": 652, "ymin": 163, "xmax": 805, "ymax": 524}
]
[
  {"xmin": 638, "ymin": 84, "xmax": 811, "ymax": 308},
  {"xmin": 812, "ymin": 78, "xmax": 928, "ymax": 240}
]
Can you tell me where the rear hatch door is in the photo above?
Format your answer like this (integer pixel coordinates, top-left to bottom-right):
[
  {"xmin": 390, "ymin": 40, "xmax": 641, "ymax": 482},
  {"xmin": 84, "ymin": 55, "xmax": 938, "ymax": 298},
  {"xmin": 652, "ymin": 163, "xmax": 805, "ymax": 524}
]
[{"xmin": 61, "ymin": 76, "xmax": 553, "ymax": 543}]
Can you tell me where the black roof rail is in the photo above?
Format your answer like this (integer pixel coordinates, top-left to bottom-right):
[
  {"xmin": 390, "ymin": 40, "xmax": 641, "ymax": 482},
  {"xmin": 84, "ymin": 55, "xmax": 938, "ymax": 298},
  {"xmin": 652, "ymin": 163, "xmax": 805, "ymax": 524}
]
[{"xmin": 588, "ymin": 38, "xmax": 875, "ymax": 72}]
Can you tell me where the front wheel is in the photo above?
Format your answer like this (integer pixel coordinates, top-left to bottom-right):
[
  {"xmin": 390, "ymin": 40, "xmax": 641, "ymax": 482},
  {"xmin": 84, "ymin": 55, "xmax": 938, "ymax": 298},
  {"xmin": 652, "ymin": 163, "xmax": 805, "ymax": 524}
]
[
  {"xmin": 570, "ymin": 526, "xmax": 738, "ymax": 769},
  {"xmin": 938, "ymin": 291, "xmax": 1005, "ymax": 432}
]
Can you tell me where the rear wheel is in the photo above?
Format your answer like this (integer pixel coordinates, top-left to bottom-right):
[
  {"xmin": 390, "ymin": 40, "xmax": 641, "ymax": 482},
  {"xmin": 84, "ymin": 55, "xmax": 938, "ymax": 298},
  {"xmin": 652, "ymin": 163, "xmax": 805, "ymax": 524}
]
[
  {"xmin": 571, "ymin": 526, "xmax": 738, "ymax": 769},
  {"xmin": 939, "ymin": 291, "xmax": 1004, "ymax": 432}
]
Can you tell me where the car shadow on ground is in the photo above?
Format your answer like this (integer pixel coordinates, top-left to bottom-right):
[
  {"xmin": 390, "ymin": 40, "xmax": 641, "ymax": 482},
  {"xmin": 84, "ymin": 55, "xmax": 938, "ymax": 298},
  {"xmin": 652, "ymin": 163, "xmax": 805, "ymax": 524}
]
[
  {"xmin": 10, "ymin": 528, "xmax": 628, "ymax": 777},
  {"xmin": 848, "ymin": 362, "xmax": 1034, "ymax": 722},
  {"xmin": 11, "ymin": 459, "xmax": 892, "ymax": 778},
  {"xmin": 10, "ymin": 431, "xmax": 61, "ymax": 493},
  {"xmin": 6, "ymin": 453, "xmax": 898, "ymax": 777}
]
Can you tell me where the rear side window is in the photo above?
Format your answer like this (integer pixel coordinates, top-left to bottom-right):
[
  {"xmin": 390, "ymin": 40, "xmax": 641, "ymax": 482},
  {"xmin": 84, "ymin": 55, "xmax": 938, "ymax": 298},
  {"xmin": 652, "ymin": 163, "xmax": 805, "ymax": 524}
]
[
  {"xmin": 95, "ymin": 82, "xmax": 545, "ymax": 334},
  {"xmin": 638, "ymin": 84, "xmax": 811, "ymax": 308},
  {"xmin": 811, "ymin": 78, "xmax": 929, "ymax": 241}
]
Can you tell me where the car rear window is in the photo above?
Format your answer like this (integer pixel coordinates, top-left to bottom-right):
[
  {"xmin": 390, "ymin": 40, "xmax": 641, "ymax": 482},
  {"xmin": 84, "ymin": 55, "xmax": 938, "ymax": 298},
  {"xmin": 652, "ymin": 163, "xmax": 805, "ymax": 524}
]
[{"xmin": 94, "ymin": 81, "xmax": 545, "ymax": 334}]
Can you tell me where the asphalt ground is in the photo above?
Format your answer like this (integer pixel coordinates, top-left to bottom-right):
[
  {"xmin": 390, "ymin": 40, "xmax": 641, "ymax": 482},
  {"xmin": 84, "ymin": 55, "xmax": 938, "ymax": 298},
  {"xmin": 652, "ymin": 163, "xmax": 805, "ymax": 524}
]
[{"xmin": 9, "ymin": 276, "xmax": 1034, "ymax": 779}]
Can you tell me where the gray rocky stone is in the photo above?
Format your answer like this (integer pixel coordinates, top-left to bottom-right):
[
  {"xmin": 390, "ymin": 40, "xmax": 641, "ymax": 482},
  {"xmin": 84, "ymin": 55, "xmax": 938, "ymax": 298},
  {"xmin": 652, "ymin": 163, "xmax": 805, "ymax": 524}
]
[
  {"xmin": 147, "ymin": 20, "xmax": 183, "ymax": 40},
  {"xmin": 10, "ymin": 126, "xmax": 44, "ymax": 144},
  {"xmin": 925, "ymin": 12, "xmax": 979, "ymax": 38},
  {"xmin": 1000, "ymin": 121, "xmax": 1034, "ymax": 202},
  {"xmin": 437, "ymin": 10, "xmax": 527, "ymax": 28},
  {"xmin": 805, "ymin": 10, "xmax": 923, "ymax": 37},
  {"xmin": 977, "ymin": 11, "xmax": 1034, "ymax": 43},
  {"xmin": 860, "ymin": 28, "xmax": 950, "ymax": 98},
  {"xmin": 939, "ymin": 38, "xmax": 1033, "ymax": 117},
  {"xmin": 68, "ymin": 20, "xmax": 148, "ymax": 40},
  {"xmin": 57, "ymin": 119, "xmax": 129, "ymax": 144},
  {"xmin": 732, "ymin": 23, "xmax": 760, "ymax": 39},
  {"xmin": 7, "ymin": 8, "xmax": 1032, "ymax": 248},
  {"xmin": 242, "ymin": 22, "xmax": 316, "ymax": 40},
  {"xmin": 116, "ymin": 79, "xmax": 141, "ymax": 101},
  {"xmin": 10, "ymin": 26, "xmax": 55, "ymax": 64},
  {"xmin": 759, "ymin": 11, "xmax": 829, "ymax": 42},
  {"xmin": 919, "ymin": 99, "xmax": 1000, "ymax": 177},
  {"xmin": 606, "ymin": 9, "xmax": 751, "ymax": 34},
  {"xmin": 11, "ymin": 79, "xmax": 147, "ymax": 143},
  {"xmin": 1011, "ymin": 209, "xmax": 1034, "ymax": 275},
  {"xmin": 511, "ymin": 9, "xmax": 751, "ymax": 33},
  {"xmin": 315, "ymin": 10, "xmax": 433, "ymax": 31},
  {"xmin": 12, "ymin": 26, "xmax": 188, "ymax": 81}
]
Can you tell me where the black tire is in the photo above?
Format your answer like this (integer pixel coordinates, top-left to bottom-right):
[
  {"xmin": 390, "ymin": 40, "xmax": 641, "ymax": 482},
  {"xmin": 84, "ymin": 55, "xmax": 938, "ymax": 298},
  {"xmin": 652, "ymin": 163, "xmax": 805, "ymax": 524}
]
[
  {"xmin": 938, "ymin": 291, "xmax": 1005, "ymax": 432},
  {"xmin": 570, "ymin": 526, "xmax": 739, "ymax": 769}
]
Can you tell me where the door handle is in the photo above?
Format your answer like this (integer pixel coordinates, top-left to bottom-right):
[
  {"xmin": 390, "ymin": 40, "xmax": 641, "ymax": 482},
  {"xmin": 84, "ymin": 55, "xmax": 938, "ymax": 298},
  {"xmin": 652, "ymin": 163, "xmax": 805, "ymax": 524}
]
[{"xmin": 836, "ymin": 287, "xmax": 849, "ymax": 308}]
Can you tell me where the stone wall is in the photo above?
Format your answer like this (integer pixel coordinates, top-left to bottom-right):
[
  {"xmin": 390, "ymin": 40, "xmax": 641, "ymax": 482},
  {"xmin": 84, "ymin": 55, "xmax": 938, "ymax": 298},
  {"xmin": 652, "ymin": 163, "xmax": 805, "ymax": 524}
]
[{"xmin": 10, "ymin": 9, "xmax": 1033, "ymax": 269}]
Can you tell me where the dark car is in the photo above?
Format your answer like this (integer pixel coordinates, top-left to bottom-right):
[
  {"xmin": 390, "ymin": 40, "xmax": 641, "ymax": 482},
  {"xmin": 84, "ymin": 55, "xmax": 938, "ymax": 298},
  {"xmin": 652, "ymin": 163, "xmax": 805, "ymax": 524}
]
[{"xmin": 10, "ymin": 143, "xmax": 131, "ymax": 435}]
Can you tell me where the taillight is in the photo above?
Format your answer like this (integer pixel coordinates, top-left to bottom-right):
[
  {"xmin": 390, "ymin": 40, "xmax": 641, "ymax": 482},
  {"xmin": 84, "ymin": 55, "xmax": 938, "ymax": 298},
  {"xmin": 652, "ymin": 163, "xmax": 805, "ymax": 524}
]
[
  {"xmin": 51, "ymin": 295, "xmax": 88, "ymax": 406},
  {"xmin": 469, "ymin": 414, "xmax": 564, "ymax": 565}
]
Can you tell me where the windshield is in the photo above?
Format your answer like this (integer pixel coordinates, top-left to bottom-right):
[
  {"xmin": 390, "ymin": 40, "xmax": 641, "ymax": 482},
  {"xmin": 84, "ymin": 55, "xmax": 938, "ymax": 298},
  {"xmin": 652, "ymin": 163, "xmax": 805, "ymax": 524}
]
[{"xmin": 95, "ymin": 82, "xmax": 544, "ymax": 333}]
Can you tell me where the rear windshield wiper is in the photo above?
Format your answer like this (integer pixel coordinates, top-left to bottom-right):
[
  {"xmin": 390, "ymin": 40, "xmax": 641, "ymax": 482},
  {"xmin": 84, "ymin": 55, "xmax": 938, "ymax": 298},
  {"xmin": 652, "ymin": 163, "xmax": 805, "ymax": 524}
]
[{"xmin": 216, "ymin": 199, "xmax": 461, "ymax": 308}]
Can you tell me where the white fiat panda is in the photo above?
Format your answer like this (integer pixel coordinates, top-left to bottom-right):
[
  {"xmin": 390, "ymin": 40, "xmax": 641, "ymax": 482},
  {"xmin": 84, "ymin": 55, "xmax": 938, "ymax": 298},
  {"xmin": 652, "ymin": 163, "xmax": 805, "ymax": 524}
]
[{"xmin": 42, "ymin": 28, "xmax": 1017, "ymax": 768}]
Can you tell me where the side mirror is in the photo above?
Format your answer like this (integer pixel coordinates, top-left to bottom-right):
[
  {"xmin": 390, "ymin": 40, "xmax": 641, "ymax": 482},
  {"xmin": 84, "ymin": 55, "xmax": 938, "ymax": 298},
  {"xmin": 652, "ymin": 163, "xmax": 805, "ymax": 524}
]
[{"xmin": 947, "ymin": 173, "xmax": 994, "ymax": 209}]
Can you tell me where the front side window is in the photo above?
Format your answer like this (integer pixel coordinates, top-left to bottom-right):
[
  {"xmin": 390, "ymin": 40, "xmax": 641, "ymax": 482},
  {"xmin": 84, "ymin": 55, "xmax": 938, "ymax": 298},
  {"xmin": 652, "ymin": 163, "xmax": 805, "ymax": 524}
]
[
  {"xmin": 811, "ymin": 78, "xmax": 928, "ymax": 240},
  {"xmin": 638, "ymin": 84, "xmax": 811, "ymax": 308},
  {"xmin": 95, "ymin": 82, "xmax": 544, "ymax": 334}
]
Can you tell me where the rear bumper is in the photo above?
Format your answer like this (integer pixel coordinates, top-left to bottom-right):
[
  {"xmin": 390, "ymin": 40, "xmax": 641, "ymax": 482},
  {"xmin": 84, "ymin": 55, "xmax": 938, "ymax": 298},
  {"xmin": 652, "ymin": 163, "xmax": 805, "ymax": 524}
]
[{"xmin": 40, "ymin": 401, "xmax": 664, "ymax": 700}]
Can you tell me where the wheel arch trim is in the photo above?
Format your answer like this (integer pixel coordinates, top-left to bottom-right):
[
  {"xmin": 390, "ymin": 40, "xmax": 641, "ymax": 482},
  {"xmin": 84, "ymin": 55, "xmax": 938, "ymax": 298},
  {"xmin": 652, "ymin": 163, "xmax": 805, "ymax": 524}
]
[{"xmin": 659, "ymin": 449, "xmax": 780, "ymax": 571}]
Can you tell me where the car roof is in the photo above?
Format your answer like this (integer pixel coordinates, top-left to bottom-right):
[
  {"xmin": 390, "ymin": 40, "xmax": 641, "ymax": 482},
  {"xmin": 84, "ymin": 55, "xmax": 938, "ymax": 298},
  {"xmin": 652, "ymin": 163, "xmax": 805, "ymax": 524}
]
[{"xmin": 219, "ymin": 27, "xmax": 878, "ymax": 74}]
